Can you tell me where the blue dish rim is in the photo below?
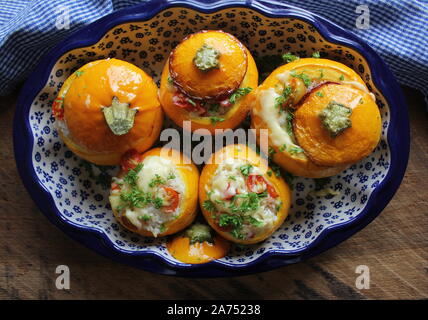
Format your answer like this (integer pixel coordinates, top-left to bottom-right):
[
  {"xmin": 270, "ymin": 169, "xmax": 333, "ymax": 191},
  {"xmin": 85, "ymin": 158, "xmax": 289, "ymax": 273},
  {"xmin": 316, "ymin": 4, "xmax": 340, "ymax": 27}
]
[{"xmin": 13, "ymin": 0, "xmax": 410, "ymax": 277}]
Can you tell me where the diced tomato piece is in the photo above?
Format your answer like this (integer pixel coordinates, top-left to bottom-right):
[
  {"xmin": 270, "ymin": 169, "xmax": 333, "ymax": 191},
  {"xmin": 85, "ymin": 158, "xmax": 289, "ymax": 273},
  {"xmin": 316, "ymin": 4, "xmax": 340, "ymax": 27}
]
[
  {"xmin": 266, "ymin": 184, "xmax": 279, "ymax": 198},
  {"xmin": 120, "ymin": 149, "xmax": 143, "ymax": 172},
  {"xmin": 52, "ymin": 97, "xmax": 64, "ymax": 120},
  {"xmin": 246, "ymin": 175, "xmax": 267, "ymax": 194},
  {"xmin": 111, "ymin": 182, "xmax": 121, "ymax": 191},
  {"xmin": 223, "ymin": 182, "xmax": 237, "ymax": 200},
  {"xmin": 162, "ymin": 186, "xmax": 180, "ymax": 213},
  {"xmin": 247, "ymin": 174, "xmax": 278, "ymax": 198},
  {"xmin": 172, "ymin": 93, "xmax": 206, "ymax": 115}
]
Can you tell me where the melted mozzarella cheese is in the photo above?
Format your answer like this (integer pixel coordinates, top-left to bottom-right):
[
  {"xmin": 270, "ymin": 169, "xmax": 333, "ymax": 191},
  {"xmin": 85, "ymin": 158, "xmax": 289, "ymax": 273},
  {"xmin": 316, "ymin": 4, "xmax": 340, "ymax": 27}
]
[
  {"xmin": 112, "ymin": 155, "xmax": 184, "ymax": 236},
  {"xmin": 208, "ymin": 158, "xmax": 280, "ymax": 240},
  {"xmin": 255, "ymin": 88, "xmax": 303, "ymax": 155}
]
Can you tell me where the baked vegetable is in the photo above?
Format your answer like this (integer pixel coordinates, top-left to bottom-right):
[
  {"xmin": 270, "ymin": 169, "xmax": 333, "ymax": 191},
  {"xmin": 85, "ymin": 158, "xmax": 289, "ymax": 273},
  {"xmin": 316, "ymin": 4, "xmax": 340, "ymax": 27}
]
[
  {"xmin": 53, "ymin": 58, "xmax": 163, "ymax": 165},
  {"xmin": 199, "ymin": 144, "xmax": 292, "ymax": 244},
  {"xmin": 251, "ymin": 57, "xmax": 381, "ymax": 178},
  {"xmin": 109, "ymin": 148, "xmax": 199, "ymax": 237},
  {"xmin": 159, "ymin": 30, "xmax": 258, "ymax": 134},
  {"xmin": 167, "ymin": 223, "xmax": 230, "ymax": 264}
]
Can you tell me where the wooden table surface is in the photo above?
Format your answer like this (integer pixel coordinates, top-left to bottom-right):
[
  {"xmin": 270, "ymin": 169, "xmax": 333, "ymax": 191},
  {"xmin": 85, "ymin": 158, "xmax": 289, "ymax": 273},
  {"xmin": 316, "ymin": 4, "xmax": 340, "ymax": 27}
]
[{"xmin": 0, "ymin": 86, "xmax": 427, "ymax": 300}]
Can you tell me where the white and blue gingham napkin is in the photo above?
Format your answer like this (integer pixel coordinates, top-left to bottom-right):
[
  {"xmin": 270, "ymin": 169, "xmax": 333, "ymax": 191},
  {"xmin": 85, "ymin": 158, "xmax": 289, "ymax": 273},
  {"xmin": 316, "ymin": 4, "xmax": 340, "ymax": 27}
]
[{"xmin": 0, "ymin": 0, "xmax": 427, "ymax": 106}]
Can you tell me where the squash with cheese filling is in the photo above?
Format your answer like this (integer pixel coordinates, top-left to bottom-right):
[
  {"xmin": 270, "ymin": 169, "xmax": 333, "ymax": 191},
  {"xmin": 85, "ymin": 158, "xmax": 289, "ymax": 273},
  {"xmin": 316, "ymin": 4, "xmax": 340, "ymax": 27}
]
[
  {"xmin": 199, "ymin": 144, "xmax": 291, "ymax": 244},
  {"xmin": 53, "ymin": 58, "xmax": 163, "ymax": 165},
  {"xmin": 159, "ymin": 30, "xmax": 258, "ymax": 134},
  {"xmin": 109, "ymin": 148, "xmax": 199, "ymax": 237},
  {"xmin": 251, "ymin": 57, "xmax": 381, "ymax": 178}
]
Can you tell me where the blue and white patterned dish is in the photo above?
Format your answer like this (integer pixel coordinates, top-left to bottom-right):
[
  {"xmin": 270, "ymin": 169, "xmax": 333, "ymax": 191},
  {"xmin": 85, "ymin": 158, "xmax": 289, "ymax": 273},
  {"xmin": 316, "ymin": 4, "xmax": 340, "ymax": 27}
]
[{"xmin": 13, "ymin": 0, "xmax": 409, "ymax": 277}]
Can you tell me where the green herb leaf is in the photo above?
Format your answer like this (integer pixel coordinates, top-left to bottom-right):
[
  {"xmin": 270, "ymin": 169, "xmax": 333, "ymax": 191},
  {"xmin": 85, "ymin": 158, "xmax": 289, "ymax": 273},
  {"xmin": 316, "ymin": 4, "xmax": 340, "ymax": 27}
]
[
  {"xmin": 229, "ymin": 87, "xmax": 253, "ymax": 104},
  {"xmin": 153, "ymin": 197, "xmax": 163, "ymax": 209},
  {"xmin": 312, "ymin": 51, "xmax": 321, "ymax": 58},
  {"xmin": 247, "ymin": 216, "xmax": 263, "ymax": 227},
  {"xmin": 123, "ymin": 163, "xmax": 143, "ymax": 186},
  {"xmin": 239, "ymin": 164, "xmax": 253, "ymax": 177},
  {"xmin": 275, "ymin": 85, "xmax": 293, "ymax": 109},
  {"xmin": 218, "ymin": 213, "xmax": 243, "ymax": 228},
  {"xmin": 210, "ymin": 116, "xmax": 225, "ymax": 125},
  {"xmin": 148, "ymin": 174, "xmax": 166, "ymax": 188},
  {"xmin": 282, "ymin": 53, "xmax": 300, "ymax": 63},
  {"xmin": 138, "ymin": 214, "xmax": 151, "ymax": 221},
  {"xmin": 202, "ymin": 200, "xmax": 217, "ymax": 213},
  {"xmin": 289, "ymin": 146, "xmax": 304, "ymax": 155},
  {"xmin": 291, "ymin": 71, "xmax": 312, "ymax": 87}
]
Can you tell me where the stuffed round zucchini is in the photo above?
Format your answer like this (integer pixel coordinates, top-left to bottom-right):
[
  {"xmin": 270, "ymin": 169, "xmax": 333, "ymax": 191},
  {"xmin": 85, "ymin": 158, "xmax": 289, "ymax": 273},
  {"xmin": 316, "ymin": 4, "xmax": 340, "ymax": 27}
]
[
  {"xmin": 252, "ymin": 57, "xmax": 381, "ymax": 178},
  {"xmin": 199, "ymin": 144, "xmax": 292, "ymax": 244},
  {"xmin": 167, "ymin": 223, "xmax": 230, "ymax": 264},
  {"xmin": 159, "ymin": 30, "xmax": 258, "ymax": 134},
  {"xmin": 109, "ymin": 148, "xmax": 199, "ymax": 237},
  {"xmin": 53, "ymin": 58, "xmax": 163, "ymax": 165}
]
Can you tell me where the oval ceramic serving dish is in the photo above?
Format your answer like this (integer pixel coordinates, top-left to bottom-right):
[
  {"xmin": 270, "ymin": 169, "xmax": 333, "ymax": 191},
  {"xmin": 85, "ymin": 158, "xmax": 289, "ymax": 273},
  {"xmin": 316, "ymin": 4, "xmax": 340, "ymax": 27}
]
[{"xmin": 13, "ymin": 0, "xmax": 409, "ymax": 277}]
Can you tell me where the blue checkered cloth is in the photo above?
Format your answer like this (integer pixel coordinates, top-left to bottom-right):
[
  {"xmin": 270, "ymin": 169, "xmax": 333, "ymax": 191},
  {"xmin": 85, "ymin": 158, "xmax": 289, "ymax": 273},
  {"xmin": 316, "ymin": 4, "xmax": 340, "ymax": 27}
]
[{"xmin": 0, "ymin": 0, "xmax": 427, "ymax": 106}]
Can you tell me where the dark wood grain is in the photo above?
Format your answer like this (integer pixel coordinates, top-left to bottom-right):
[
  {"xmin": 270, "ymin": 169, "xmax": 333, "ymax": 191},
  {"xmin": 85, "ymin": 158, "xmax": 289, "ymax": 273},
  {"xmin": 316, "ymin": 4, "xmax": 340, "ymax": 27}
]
[{"xmin": 0, "ymin": 86, "xmax": 427, "ymax": 300}]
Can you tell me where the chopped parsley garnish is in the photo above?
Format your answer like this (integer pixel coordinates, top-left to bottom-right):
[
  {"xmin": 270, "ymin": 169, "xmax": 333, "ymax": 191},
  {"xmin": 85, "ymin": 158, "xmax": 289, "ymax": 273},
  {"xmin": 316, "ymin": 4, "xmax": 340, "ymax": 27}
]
[
  {"xmin": 123, "ymin": 163, "xmax": 143, "ymax": 186},
  {"xmin": 229, "ymin": 192, "xmax": 261, "ymax": 214},
  {"xmin": 275, "ymin": 85, "xmax": 293, "ymax": 108},
  {"xmin": 228, "ymin": 175, "xmax": 236, "ymax": 181},
  {"xmin": 231, "ymin": 229, "xmax": 246, "ymax": 240},
  {"xmin": 285, "ymin": 109, "xmax": 295, "ymax": 137},
  {"xmin": 339, "ymin": 74, "xmax": 345, "ymax": 81},
  {"xmin": 159, "ymin": 224, "xmax": 166, "ymax": 233},
  {"xmin": 279, "ymin": 144, "xmax": 286, "ymax": 152},
  {"xmin": 120, "ymin": 188, "xmax": 152, "ymax": 208},
  {"xmin": 167, "ymin": 172, "xmax": 176, "ymax": 180},
  {"xmin": 282, "ymin": 53, "xmax": 300, "ymax": 63},
  {"xmin": 316, "ymin": 91, "xmax": 324, "ymax": 97},
  {"xmin": 239, "ymin": 164, "xmax": 253, "ymax": 177},
  {"xmin": 187, "ymin": 98, "xmax": 197, "ymax": 107},
  {"xmin": 289, "ymin": 146, "xmax": 304, "ymax": 155},
  {"xmin": 153, "ymin": 197, "xmax": 163, "ymax": 209},
  {"xmin": 210, "ymin": 116, "xmax": 225, "ymax": 125},
  {"xmin": 291, "ymin": 71, "xmax": 312, "ymax": 87},
  {"xmin": 248, "ymin": 216, "xmax": 263, "ymax": 227},
  {"xmin": 202, "ymin": 200, "xmax": 217, "ymax": 212},
  {"xmin": 318, "ymin": 69, "xmax": 324, "ymax": 79},
  {"xmin": 148, "ymin": 174, "xmax": 166, "ymax": 188},
  {"xmin": 312, "ymin": 51, "xmax": 321, "ymax": 58},
  {"xmin": 138, "ymin": 214, "xmax": 151, "ymax": 221},
  {"xmin": 229, "ymin": 87, "xmax": 252, "ymax": 104},
  {"xmin": 167, "ymin": 76, "xmax": 173, "ymax": 84},
  {"xmin": 218, "ymin": 213, "xmax": 242, "ymax": 228},
  {"xmin": 75, "ymin": 70, "xmax": 84, "ymax": 77}
]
